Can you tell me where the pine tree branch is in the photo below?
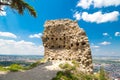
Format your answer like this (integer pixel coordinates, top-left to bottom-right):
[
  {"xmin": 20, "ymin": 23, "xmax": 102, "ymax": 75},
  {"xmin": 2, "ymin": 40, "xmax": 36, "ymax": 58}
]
[{"xmin": 0, "ymin": 0, "xmax": 37, "ymax": 17}]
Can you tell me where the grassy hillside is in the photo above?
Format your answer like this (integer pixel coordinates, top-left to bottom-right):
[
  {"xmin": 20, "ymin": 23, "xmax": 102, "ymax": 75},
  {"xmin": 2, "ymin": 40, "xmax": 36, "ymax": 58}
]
[{"xmin": 52, "ymin": 61, "xmax": 110, "ymax": 80}]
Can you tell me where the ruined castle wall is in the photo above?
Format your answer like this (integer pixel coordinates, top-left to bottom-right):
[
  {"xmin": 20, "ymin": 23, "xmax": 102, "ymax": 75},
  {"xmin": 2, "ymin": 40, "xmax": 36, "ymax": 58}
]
[{"xmin": 42, "ymin": 19, "xmax": 93, "ymax": 73}]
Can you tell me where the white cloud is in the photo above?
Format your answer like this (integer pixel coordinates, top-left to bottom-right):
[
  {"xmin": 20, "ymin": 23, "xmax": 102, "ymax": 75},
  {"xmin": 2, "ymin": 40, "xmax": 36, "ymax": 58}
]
[
  {"xmin": 77, "ymin": 0, "xmax": 120, "ymax": 9},
  {"xmin": 73, "ymin": 11, "xmax": 81, "ymax": 20},
  {"xmin": 103, "ymin": 33, "xmax": 109, "ymax": 36},
  {"xmin": 29, "ymin": 33, "xmax": 42, "ymax": 38},
  {"xmin": 103, "ymin": 33, "xmax": 112, "ymax": 39},
  {"xmin": 115, "ymin": 32, "xmax": 120, "ymax": 36},
  {"xmin": 0, "ymin": 32, "xmax": 17, "ymax": 39},
  {"xmin": 0, "ymin": 39, "xmax": 44, "ymax": 55},
  {"xmin": 91, "ymin": 43, "xmax": 100, "ymax": 49},
  {"xmin": 81, "ymin": 11, "xmax": 119, "ymax": 23},
  {"xmin": 93, "ymin": 0, "xmax": 120, "ymax": 8},
  {"xmin": 91, "ymin": 45, "xmax": 100, "ymax": 48},
  {"xmin": 100, "ymin": 41, "xmax": 111, "ymax": 45},
  {"xmin": 77, "ymin": 0, "xmax": 93, "ymax": 9},
  {"xmin": 0, "ymin": 6, "xmax": 6, "ymax": 16}
]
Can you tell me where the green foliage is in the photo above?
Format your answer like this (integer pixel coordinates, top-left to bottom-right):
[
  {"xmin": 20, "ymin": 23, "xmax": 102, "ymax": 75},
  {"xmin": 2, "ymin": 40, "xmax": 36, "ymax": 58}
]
[
  {"xmin": 59, "ymin": 63, "xmax": 76, "ymax": 71},
  {"xmin": 0, "ymin": 0, "xmax": 36, "ymax": 17},
  {"xmin": 71, "ymin": 60, "xmax": 79, "ymax": 67},
  {"xmin": 11, "ymin": 0, "xmax": 36, "ymax": 17},
  {"xmin": 25, "ymin": 59, "xmax": 45, "ymax": 69},
  {"xmin": 52, "ymin": 71, "xmax": 78, "ymax": 80},
  {"xmin": 76, "ymin": 72, "xmax": 97, "ymax": 80},
  {"xmin": 0, "ymin": 58, "xmax": 46, "ymax": 72},
  {"xmin": 53, "ymin": 62, "xmax": 96, "ymax": 80},
  {"xmin": 29, "ymin": 61, "xmax": 40, "ymax": 68},
  {"xmin": 53, "ymin": 61, "xmax": 110, "ymax": 80},
  {"xmin": 0, "ymin": 66, "xmax": 8, "ymax": 71},
  {"xmin": 40, "ymin": 58, "xmax": 47, "ymax": 63},
  {"xmin": 99, "ymin": 67, "xmax": 108, "ymax": 80},
  {"xmin": 8, "ymin": 64, "xmax": 24, "ymax": 72}
]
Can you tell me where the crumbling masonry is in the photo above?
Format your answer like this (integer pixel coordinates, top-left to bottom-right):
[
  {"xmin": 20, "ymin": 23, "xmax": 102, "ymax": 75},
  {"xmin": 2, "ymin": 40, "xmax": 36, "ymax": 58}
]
[{"xmin": 42, "ymin": 19, "xmax": 93, "ymax": 73}]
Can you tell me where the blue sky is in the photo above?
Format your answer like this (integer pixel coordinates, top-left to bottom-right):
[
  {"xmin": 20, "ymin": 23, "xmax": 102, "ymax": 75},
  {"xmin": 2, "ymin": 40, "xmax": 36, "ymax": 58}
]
[{"xmin": 0, "ymin": 0, "xmax": 120, "ymax": 56}]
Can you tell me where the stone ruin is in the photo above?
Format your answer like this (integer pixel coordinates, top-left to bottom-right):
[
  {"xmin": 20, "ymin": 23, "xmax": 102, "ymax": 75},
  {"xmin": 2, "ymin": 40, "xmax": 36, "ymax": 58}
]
[{"xmin": 42, "ymin": 19, "xmax": 93, "ymax": 73}]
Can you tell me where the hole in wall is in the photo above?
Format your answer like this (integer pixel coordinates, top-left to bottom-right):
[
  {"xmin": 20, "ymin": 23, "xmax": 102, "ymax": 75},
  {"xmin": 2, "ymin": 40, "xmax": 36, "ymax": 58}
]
[
  {"xmin": 59, "ymin": 58, "xmax": 62, "ymax": 60},
  {"xmin": 64, "ymin": 37, "xmax": 66, "ymax": 40},
  {"xmin": 76, "ymin": 42, "xmax": 79, "ymax": 46},
  {"xmin": 82, "ymin": 49, "xmax": 85, "ymax": 51},
  {"xmin": 51, "ymin": 45, "xmax": 54, "ymax": 48},
  {"xmin": 82, "ymin": 42, "xmax": 86, "ymax": 45},
  {"xmin": 45, "ymin": 45, "xmax": 47, "ymax": 47},
  {"xmin": 82, "ymin": 61, "xmax": 84, "ymax": 64},
  {"xmin": 52, "ymin": 58, "xmax": 54, "ymax": 60},
  {"xmin": 71, "ymin": 44, "xmax": 73, "ymax": 47},
  {"xmin": 51, "ymin": 38, "xmax": 53, "ymax": 40},
  {"xmin": 58, "ymin": 46, "xmax": 61, "ymax": 48},
  {"xmin": 70, "ymin": 36, "xmax": 72, "ymax": 38},
  {"xmin": 60, "ymin": 38, "xmax": 62, "ymax": 40},
  {"xmin": 68, "ymin": 46, "xmax": 70, "ymax": 49},
  {"xmin": 77, "ymin": 58, "xmax": 81, "ymax": 62}
]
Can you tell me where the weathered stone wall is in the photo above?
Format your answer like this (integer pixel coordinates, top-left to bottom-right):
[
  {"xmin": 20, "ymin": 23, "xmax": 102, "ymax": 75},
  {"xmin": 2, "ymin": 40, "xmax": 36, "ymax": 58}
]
[{"xmin": 42, "ymin": 19, "xmax": 93, "ymax": 73}]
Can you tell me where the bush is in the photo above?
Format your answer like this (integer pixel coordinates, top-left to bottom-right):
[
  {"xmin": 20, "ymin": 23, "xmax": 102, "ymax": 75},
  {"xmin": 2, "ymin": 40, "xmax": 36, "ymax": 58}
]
[
  {"xmin": 53, "ymin": 61, "xmax": 110, "ymax": 80},
  {"xmin": 52, "ymin": 71, "xmax": 78, "ymax": 80},
  {"xmin": 99, "ymin": 67, "xmax": 108, "ymax": 80},
  {"xmin": 25, "ymin": 58, "xmax": 46, "ymax": 70},
  {"xmin": 0, "ymin": 66, "xmax": 8, "ymax": 71},
  {"xmin": 59, "ymin": 63, "xmax": 75, "ymax": 71},
  {"xmin": 8, "ymin": 64, "xmax": 24, "ymax": 72},
  {"xmin": 26, "ymin": 61, "xmax": 40, "ymax": 69},
  {"xmin": 72, "ymin": 60, "xmax": 79, "ymax": 67},
  {"xmin": 0, "ymin": 59, "xmax": 46, "ymax": 72},
  {"xmin": 76, "ymin": 72, "xmax": 97, "ymax": 80}
]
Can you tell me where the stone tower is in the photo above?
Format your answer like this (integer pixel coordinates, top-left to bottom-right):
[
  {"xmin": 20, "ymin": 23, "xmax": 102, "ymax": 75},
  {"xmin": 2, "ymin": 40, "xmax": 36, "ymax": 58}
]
[{"xmin": 42, "ymin": 19, "xmax": 93, "ymax": 73}]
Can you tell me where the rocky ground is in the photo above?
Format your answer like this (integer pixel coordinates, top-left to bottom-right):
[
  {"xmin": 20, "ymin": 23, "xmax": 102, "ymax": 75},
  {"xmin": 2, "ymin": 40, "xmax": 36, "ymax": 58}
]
[{"xmin": 0, "ymin": 61, "xmax": 63, "ymax": 80}]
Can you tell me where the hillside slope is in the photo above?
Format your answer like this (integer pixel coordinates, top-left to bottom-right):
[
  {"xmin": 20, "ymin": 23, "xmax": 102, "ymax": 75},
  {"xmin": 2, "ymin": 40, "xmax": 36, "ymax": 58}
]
[{"xmin": 0, "ymin": 62, "xmax": 59, "ymax": 80}]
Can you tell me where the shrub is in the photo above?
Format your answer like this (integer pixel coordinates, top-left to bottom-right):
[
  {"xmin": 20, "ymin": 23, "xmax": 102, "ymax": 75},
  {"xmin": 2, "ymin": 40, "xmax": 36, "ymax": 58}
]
[
  {"xmin": 52, "ymin": 71, "xmax": 78, "ymax": 80},
  {"xmin": 0, "ymin": 66, "xmax": 8, "ymax": 71},
  {"xmin": 8, "ymin": 64, "xmax": 24, "ymax": 72},
  {"xmin": 27, "ymin": 61, "xmax": 40, "ymax": 69},
  {"xmin": 99, "ymin": 67, "xmax": 108, "ymax": 80},
  {"xmin": 53, "ymin": 61, "xmax": 110, "ymax": 80},
  {"xmin": 59, "ymin": 63, "xmax": 75, "ymax": 71},
  {"xmin": 25, "ymin": 58, "xmax": 46, "ymax": 70},
  {"xmin": 76, "ymin": 72, "xmax": 97, "ymax": 80},
  {"xmin": 72, "ymin": 60, "xmax": 79, "ymax": 67}
]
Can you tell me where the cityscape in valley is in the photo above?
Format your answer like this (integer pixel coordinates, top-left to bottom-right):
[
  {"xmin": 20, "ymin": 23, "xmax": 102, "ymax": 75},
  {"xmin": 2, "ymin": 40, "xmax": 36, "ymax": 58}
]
[
  {"xmin": 0, "ymin": 55, "xmax": 120, "ymax": 79},
  {"xmin": 93, "ymin": 56, "xmax": 120, "ymax": 80}
]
